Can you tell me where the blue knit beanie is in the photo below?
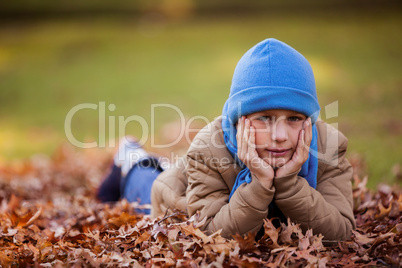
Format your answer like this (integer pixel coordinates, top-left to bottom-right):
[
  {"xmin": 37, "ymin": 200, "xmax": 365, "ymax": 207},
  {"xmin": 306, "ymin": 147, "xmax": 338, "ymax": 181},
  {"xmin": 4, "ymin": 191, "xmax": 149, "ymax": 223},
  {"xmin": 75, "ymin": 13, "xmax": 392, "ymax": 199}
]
[
  {"xmin": 221, "ymin": 38, "xmax": 321, "ymax": 199},
  {"xmin": 224, "ymin": 38, "xmax": 320, "ymax": 124}
]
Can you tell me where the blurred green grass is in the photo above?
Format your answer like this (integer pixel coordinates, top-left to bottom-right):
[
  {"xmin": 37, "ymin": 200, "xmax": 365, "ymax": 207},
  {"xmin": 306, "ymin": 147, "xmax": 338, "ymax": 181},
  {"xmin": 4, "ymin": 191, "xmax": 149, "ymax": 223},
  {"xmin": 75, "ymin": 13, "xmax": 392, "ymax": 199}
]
[{"xmin": 0, "ymin": 10, "xmax": 401, "ymax": 188}]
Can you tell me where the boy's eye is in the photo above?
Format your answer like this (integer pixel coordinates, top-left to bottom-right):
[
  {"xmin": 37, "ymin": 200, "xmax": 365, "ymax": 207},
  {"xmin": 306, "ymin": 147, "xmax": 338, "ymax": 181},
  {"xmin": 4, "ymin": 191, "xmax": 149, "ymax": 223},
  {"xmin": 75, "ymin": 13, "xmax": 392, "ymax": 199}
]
[
  {"xmin": 257, "ymin": 116, "xmax": 273, "ymax": 122},
  {"xmin": 288, "ymin": 116, "xmax": 303, "ymax": 122}
]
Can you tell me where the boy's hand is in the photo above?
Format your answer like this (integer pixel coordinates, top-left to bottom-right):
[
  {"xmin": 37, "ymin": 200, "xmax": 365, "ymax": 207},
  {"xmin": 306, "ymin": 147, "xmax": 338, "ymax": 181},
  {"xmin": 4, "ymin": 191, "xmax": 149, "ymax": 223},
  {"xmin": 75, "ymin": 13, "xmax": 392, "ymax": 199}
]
[
  {"xmin": 275, "ymin": 118, "xmax": 312, "ymax": 178},
  {"xmin": 237, "ymin": 116, "xmax": 275, "ymax": 189}
]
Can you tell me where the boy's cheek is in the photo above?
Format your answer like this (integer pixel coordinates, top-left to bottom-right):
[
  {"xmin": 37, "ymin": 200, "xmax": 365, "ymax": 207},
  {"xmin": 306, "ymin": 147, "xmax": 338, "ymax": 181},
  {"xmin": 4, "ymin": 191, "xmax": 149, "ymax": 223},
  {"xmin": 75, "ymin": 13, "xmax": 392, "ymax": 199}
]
[{"xmin": 254, "ymin": 133, "xmax": 271, "ymax": 148}]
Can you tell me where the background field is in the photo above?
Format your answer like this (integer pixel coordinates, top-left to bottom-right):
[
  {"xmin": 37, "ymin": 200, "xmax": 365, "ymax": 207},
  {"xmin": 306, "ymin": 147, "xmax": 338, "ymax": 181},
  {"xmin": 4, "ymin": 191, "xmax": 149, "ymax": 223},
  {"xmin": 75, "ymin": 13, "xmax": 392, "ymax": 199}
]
[{"xmin": 0, "ymin": 3, "xmax": 401, "ymax": 188}]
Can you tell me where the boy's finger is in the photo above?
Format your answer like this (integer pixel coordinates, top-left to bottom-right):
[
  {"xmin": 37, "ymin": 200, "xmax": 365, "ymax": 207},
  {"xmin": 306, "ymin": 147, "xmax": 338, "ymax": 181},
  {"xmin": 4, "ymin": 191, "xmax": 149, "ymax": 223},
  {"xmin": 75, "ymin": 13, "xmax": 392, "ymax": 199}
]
[
  {"xmin": 244, "ymin": 118, "xmax": 250, "ymax": 152},
  {"xmin": 237, "ymin": 116, "xmax": 243, "ymax": 140},
  {"xmin": 304, "ymin": 129, "xmax": 310, "ymax": 158},
  {"xmin": 305, "ymin": 118, "xmax": 312, "ymax": 148},
  {"xmin": 295, "ymin": 128, "xmax": 305, "ymax": 163},
  {"xmin": 240, "ymin": 117, "xmax": 247, "ymax": 158},
  {"xmin": 302, "ymin": 128, "xmax": 310, "ymax": 162},
  {"xmin": 239, "ymin": 119, "xmax": 247, "ymax": 161},
  {"xmin": 249, "ymin": 126, "xmax": 256, "ymax": 155},
  {"xmin": 237, "ymin": 116, "xmax": 244, "ymax": 149}
]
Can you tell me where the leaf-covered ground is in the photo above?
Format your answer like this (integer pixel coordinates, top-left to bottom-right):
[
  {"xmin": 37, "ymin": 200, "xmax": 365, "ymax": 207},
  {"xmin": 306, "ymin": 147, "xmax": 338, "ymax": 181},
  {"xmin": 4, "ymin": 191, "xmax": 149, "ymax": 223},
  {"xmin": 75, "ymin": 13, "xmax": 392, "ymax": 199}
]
[{"xmin": 0, "ymin": 145, "xmax": 401, "ymax": 267}]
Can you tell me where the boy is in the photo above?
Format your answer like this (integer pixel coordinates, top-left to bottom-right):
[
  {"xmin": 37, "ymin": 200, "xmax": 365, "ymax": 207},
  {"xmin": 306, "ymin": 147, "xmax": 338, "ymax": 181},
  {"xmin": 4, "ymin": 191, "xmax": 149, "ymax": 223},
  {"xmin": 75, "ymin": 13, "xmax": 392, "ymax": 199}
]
[{"xmin": 98, "ymin": 38, "xmax": 356, "ymax": 241}]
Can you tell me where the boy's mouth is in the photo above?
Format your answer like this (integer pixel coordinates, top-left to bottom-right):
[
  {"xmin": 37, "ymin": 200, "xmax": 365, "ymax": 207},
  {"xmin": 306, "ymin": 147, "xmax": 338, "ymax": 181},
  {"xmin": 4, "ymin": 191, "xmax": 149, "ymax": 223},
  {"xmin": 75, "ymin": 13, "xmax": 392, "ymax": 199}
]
[{"xmin": 266, "ymin": 148, "xmax": 290, "ymax": 157}]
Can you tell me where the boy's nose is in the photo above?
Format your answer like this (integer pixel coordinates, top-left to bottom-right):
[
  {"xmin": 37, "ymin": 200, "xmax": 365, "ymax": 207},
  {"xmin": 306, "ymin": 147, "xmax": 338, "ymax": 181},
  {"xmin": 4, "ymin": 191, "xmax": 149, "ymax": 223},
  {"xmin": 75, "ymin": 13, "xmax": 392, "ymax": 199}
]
[{"xmin": 271, "ymin": 119, "xmax": 288, "ymax": 142}]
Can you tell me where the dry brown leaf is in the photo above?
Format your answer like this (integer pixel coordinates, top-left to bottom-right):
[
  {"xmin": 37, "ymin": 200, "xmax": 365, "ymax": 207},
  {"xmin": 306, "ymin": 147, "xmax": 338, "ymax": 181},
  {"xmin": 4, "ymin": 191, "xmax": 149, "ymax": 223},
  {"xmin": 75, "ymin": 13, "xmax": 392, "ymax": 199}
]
[
  {"xmin": 376, "ymin": 202, "xmax": 392, "ymax": 219},
  {"xmin": 279, "ymin": 218, "xmax": 301, "ymax": 245},
  {"xmin": 262, "ymin": 219, "xmax": 280, "ymax": 247},
  {"xmin": 232, "ymin": 232, "xmax": 258, "ymax": 253},
  {"xmin": 134, "ymin": 230, "xmax": 152, "ymax": 247},
  {"xmin": 353, "ymin": 230, "xmax": 376, "ymax": 246},
  {"xmin": 108, "ymin": 212, "xmax": 140, "ymax": 227},
  {"xmin": 179, "ymin": 222, "xmax": 212, "ymax": 244}
]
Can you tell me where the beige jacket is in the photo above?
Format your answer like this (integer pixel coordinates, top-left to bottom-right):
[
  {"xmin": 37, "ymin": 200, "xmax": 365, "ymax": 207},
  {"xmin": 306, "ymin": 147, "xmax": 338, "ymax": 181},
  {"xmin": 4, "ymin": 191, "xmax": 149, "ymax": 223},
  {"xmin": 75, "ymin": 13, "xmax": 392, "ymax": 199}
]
[{"xmin": 151, "ymin": 116, "xmax": 356, "ymax": 240}]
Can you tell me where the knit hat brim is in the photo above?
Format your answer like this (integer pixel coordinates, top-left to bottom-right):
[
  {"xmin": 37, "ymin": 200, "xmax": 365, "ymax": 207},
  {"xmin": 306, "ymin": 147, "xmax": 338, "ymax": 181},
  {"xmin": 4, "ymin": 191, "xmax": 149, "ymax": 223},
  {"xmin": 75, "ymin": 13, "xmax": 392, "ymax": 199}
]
[{"xmin": 225, "ymin": 85, "xmax": 321, "ymax": 125}]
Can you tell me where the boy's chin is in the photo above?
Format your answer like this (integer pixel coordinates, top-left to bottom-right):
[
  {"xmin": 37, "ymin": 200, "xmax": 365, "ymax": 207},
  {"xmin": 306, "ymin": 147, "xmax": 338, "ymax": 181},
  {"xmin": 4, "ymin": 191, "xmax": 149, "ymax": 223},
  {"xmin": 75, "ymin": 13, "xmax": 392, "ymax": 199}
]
[{"xmin": 264, "ymin": 157, "xmax": 288, "ymax": 168}]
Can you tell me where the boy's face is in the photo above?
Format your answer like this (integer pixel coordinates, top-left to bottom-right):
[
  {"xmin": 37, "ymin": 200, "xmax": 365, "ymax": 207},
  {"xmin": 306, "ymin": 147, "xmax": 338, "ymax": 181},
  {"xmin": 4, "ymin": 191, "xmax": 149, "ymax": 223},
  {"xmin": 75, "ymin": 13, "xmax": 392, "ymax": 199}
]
[{"xmin": 242, "ymin": 109, "xmax": 307, "ymax": 168}]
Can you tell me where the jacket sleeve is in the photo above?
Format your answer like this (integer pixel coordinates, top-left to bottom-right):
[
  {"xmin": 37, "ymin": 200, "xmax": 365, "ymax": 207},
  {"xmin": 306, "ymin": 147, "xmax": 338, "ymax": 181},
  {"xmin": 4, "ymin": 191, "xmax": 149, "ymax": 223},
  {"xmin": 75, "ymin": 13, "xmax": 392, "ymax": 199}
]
[
  {"xmin": 186, "ymin": 138, "xmax": 275, "ymax": 239},
  {"xmin": 273, "ymin": 137, "xmax": 356, "ymax": 241}
]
